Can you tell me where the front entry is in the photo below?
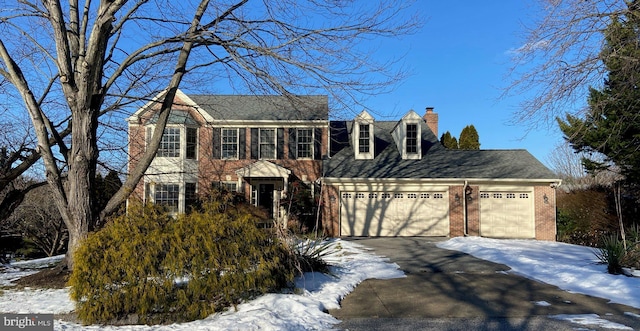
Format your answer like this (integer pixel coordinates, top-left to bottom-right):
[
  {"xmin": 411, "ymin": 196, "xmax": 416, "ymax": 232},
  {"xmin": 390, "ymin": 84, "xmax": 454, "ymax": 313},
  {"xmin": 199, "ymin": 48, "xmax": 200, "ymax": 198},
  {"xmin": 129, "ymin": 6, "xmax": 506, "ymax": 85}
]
[{"xmin": 258, "ymin": 183, "xmax": 275, "ymax": 217}]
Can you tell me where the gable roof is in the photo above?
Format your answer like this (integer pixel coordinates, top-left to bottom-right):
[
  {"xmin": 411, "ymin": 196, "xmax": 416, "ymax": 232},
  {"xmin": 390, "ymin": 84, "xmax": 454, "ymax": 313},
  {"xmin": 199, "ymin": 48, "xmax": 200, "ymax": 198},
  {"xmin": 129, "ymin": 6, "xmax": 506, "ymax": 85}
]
[
  {"xmin": 325, "ymin": 120, "xmax": 558, "ymax": 180},
  {"xmin": 188, "ymin": 95, "xmax": 328, "ymax": 121}
]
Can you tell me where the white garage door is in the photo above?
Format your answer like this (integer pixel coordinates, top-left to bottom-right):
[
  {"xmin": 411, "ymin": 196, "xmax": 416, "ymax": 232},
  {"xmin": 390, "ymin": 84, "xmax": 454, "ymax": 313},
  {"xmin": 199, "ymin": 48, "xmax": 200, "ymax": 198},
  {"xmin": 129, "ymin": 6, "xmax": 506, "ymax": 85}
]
[
  {"xmin": 480, "ymin": 191, "xmax": 534, "ymax": 238},
  {"xmin": 340, "ymin": 191, "xmax": 449, "ymax": 236}
]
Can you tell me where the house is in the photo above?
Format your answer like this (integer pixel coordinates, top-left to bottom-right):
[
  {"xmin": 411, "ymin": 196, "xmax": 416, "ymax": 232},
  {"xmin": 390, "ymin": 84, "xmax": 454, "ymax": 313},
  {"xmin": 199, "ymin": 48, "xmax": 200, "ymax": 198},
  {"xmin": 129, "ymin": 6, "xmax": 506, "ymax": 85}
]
[{"xmin": 128, "ymin": 90, "xmax": 560, "ymax": 240}]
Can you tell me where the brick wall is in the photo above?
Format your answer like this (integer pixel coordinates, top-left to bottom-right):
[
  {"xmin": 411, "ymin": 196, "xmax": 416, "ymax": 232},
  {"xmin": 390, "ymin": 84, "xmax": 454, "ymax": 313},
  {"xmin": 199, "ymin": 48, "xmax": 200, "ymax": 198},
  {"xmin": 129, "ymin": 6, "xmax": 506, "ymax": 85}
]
[
  {"xmin": 449, "ymin": 185, "xmax": 464, "ymax": 237},
  {"xmin": 321, "ymin": 185, "xmax": 340, "ymax": 236},
  {"xmin": 465, "ymin": 186, "xmax": 480, "ymax": 236},
  {"xmin": 535, "ymin": 185, "xmax": 557, "ymax": 241}
]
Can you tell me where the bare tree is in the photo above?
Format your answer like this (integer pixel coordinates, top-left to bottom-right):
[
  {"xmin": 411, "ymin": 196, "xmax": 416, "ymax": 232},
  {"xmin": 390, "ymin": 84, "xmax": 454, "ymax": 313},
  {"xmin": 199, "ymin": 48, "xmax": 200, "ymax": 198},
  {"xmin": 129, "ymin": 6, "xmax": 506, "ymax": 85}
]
[
  {"xmin": 5, "ymin": 185, "xmax": 68, "ymax": 257},
  {"xmin": 0, "ymin": 0, "xmax": 418, "ymax": 269},
  {"xmin": 506, "ymin": 0, "xmax": 630, "ymax": 127},
  {"xmin": 547, "ymin": 141, "xmax": 620, "ymax": 188}
]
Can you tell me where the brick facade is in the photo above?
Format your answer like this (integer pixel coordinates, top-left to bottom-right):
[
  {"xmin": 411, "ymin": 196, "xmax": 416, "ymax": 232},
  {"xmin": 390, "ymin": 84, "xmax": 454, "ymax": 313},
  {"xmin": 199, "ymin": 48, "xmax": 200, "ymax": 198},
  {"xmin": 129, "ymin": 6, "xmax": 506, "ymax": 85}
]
[
  {"xmin": 534, "ymin": 185, "xmax": 557, "ymax": 241},
  {"xmin": 128, "ymin": 91, "xmax": 559, "ymax": 240}
]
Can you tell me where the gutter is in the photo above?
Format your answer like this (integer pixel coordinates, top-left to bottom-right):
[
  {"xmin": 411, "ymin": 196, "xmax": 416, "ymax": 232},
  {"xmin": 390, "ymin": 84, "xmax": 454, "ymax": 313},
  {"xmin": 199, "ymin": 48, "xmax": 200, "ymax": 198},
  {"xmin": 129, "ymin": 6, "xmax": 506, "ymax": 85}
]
[{"xmin": 463, "ymin": 180, "xmax": 468, "ymax": 236}]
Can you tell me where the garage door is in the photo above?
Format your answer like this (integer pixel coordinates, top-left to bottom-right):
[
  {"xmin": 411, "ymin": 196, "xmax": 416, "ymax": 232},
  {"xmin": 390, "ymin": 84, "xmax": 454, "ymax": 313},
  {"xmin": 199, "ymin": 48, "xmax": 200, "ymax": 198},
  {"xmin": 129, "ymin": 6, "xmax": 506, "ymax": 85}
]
[
  {"xmin": 480, "ymin": 191, "xmax": 534, "ymax": 238},
  {"xmin": 340, "ymin": 191, "xmax": 449, "ymax": 236}
]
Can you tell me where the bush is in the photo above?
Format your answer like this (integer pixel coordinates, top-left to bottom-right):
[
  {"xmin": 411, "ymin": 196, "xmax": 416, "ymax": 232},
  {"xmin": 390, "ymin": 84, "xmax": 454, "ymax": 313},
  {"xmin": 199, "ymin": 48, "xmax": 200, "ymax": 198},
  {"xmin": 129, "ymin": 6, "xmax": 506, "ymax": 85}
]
[
  {"xmin": 595, "ymin": 235, "xmax": 626, "ymax": 275},
  {"xmin": 68, "ymin": 200, "xmax": 295, "ymax": 325}
]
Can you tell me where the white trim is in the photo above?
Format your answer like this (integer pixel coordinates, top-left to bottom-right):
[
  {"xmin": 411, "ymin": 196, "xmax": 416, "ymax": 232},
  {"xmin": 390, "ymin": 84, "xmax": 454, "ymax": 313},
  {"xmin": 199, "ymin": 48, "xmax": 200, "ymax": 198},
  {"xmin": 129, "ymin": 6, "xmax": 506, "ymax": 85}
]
[
  {"xmin": 322, "ymin": 177, "xmax": 562, "ymax": 185},
  {"xmin": 221, "ymin": 127, "xmax": 240, "ymax": 160},
  {"xmin": 207, "ymin": 120, "xmax": 327, "ymax": 127}
]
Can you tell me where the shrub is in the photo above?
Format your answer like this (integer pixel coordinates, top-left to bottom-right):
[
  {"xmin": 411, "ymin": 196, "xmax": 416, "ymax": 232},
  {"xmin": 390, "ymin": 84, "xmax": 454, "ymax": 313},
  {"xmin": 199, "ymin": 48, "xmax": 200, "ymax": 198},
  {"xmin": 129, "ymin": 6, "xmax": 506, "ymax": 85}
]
[
  {"xmin": 68, "ymin": 201, "xmax": 295, "ymax": 325},
  {"xmin": 594, "ymin": 235, "xmax": 626, "ymax": 275}
]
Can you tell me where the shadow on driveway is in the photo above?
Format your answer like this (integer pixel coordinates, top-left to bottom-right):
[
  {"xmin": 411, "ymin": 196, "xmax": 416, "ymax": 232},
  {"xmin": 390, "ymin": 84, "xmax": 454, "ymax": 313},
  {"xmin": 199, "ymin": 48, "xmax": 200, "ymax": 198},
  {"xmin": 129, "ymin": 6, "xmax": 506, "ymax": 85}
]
[{"xmin": 329, "ymin": 237, "xmax": 640, "ymax": 331}]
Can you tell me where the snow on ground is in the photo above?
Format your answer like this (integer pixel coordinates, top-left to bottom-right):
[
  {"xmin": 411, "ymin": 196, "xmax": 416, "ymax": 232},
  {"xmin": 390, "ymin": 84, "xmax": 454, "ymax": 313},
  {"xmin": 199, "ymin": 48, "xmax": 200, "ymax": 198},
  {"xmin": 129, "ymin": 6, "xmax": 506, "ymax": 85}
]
[
  {"xmin": 437, "ymin": 237, "xmax": 640, "ymax": 309},
  {"xmin": 0, "ymin": 239, "xmax": 404, "ymax": 330},
  {"xmin": 3, "ymin": 237, "xmax": 640, "ymax": 330},
  {"xmin": 550, "ymin": 314, "xmax": 634, "ymax": 330}
]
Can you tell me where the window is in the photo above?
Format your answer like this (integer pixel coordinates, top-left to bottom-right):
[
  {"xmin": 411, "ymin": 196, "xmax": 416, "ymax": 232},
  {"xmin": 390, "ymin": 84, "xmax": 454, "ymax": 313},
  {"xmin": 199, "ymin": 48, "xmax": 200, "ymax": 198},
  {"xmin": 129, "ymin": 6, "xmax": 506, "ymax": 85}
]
[
  {"xmin": 493, "ymin": 193, "xmax": 503, "ymax": 199},
  {"xmin": 408, "ymin": 193, "xmax": 417, "ymax": 199},
  {"xmin": 358, "ymin": 124, "xmax": 370, "ymax": 153},
  {"xmin": 406, "ymin": 124, "xmax": 418, "ymax": 154},
  {"xmin": 297, "ymin": 129, "xmax": 313, "ymax": 159},
  {"xmin": 368, "ymin": 193, "xmax": 378, "ymax": 199},
  {"xmin": 381, "ymin": 193, "xmax": 391, "ymax": 199},
  {"xmin": 155, "ymin": 184, "xmax": 179, "ymax": 213},
  {"xmin": 393, "ymin": 193, "xmax": 403, "ymax": 198},
  {"xmin": 185, "ymin": 182, "xmax": 197, "ymax": 212},
  {"xmin": 356, "ymin": 193, "xmax": 365, "ymax": 199},
  {"xmin": 186, "ymin": 127, "xmax": 197, "ymax": 159},
  {"xmin": 157, "ymin": 128, "xmax": 180, "ymax": 157},
  {"xmin": 259, "ymin": 129, "xmax": 276, "ymax": 159},
  {"xmin": 213, "ymin": 181, "xmax": 238, "ymax": 192},
  {"xmin": 222, "ymin": 128, "xmax": 239, "ymax": 159},
  {"xmin": 342, "ymin": 193, "xmax": 352, "ymax": 199},
  {"xmin": 480, "ymin": 193, "xmax": 490, "ymax": 199},
  {"xmin": 520, "ymin": 193, "xmax": 529, "ymax": 199},
  {"xmin": 420, "ymin": 193, "xmax": 430, "ymax": 199},
  {"xmin": 433, "ymin": 193, "xmax": 444, "ymax": 199},
  {"xmin": 506, "ymin": 193, "xmax": 516, "ymax": 199}
]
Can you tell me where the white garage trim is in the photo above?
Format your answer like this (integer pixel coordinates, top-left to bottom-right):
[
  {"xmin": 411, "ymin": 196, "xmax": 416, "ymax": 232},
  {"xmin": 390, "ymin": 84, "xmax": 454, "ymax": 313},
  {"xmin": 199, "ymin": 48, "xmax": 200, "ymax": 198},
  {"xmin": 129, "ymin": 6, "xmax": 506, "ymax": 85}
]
[
  {"xmin": 340, "ymin": 189, "xmax": 450, "ymax": 237},
  {"xmin": 479, "ymin": 189, "xmax": 534, "ymax": 239}
]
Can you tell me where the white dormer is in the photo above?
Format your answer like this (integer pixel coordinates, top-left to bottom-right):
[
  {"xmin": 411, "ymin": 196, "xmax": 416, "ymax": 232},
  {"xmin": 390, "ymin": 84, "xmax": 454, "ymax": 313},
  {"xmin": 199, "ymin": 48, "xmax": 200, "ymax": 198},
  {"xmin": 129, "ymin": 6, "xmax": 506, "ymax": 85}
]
[
  {"xmin": 353, "ymin": 110, "xmax": 374, "ymax": 160},
  {"xmin": 392, "ymin": 110, "xmax": 422, "ymax": 160}
]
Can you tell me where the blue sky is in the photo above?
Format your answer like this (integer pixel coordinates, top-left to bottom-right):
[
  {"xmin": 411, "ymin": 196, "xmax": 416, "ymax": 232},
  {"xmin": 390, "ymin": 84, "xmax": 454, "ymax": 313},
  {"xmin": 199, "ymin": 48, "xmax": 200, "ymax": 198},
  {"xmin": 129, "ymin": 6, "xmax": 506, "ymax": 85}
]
[{"xmin": 360, "ymin": 1, "xmax": 565, "ymax": 167}]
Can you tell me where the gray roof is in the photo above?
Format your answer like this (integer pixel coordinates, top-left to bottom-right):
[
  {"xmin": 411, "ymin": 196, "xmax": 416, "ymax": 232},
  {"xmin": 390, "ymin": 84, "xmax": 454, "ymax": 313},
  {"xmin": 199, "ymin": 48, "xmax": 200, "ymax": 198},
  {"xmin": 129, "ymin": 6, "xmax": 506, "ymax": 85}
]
[
  {"xmin": 189, "ymin": 95, "xmax": 328, "ymax": 121},
  {"xmin": 325, "ymin": 121, "xmax": 558, "ymax": 180}
]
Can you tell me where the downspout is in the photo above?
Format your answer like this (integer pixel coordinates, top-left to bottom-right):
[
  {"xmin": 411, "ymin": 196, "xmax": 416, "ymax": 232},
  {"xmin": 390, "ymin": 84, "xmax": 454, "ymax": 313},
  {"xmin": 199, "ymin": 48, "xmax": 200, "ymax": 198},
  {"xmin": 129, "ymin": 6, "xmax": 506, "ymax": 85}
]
[{"xmin": 463, "ymin": 180, "xmax": 468, "ymax": 236}]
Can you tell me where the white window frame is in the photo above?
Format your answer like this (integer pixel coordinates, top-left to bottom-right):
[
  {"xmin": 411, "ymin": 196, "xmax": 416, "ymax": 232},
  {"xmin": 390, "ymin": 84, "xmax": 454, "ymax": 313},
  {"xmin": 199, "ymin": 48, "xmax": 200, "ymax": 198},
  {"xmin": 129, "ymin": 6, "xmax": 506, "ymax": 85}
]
[
  {"xmin": 157, "ymin": 127, "xmax": 181, "ymax": 158},
  {"xmin": 296, "ymin": 128, "xmax": 313, "ymax": 159},
  {"xmin": 406, "ymin": 123, "xmax": 418, "ymax": 155},
  {"xmin": 155, "ymin": 183, "xmax": 180, "ymax": 213},
  {"xmin": 221, "ymin": 128, "xmax": 239, "ymax": 159},
  {"xmin": 259, "ymin": 128, "xmax": 276, "ymax": 160}
]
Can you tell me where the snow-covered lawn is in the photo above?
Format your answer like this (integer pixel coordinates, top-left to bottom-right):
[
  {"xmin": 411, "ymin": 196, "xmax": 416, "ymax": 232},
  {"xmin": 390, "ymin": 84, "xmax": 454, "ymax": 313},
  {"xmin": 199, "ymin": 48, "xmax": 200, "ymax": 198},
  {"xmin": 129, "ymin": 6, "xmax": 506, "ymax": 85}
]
[
  {"xmin": 1, "ymin": 237, "xmax": 640, "ymax": 330},
  {"xmin": 437, "ymin": 237, "xmax": 640, "ymax": 309},
  {"xmin": 0, "ymin": 239, "xmax": 404, "ymax": 330}
]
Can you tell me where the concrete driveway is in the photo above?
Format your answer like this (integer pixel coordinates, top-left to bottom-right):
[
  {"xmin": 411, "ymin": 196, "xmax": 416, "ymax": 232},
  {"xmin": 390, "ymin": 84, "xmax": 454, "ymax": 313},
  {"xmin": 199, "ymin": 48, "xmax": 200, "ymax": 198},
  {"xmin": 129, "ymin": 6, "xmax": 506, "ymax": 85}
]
[{"xmin": 329, "ymin": 237, "xmax": 640, "ymax": 331}]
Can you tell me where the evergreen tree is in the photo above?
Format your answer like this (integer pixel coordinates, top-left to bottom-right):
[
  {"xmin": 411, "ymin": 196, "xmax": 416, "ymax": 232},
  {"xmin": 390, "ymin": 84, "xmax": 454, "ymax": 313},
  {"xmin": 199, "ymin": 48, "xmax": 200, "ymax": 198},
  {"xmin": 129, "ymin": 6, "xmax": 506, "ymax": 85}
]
[
  {"xmin": 558, "ymin": 6, "xmax": 640, "ymax": 184},
  {"xmin": 440, "ymin": 131, "xmax": 459, "ymax": 149},
  {"xmin": 458, "ymin": 125, "xmax": 480, "ymax": 149}
]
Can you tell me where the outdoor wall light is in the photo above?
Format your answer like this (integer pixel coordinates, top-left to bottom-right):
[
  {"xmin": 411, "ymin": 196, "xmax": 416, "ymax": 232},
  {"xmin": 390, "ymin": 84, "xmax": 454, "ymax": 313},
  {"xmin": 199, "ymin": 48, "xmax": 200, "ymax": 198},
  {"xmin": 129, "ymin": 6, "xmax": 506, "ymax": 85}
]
[
  {"xmin": 543, "ymin": 193, "xmax": 549, "ymax": 204},
  {"xmin": 465, "ymin": 186, "xmax": 473, "ymax": 201},
  {"xmin": 454, "ymin": 193, "xmax": 460, "ymax": 203},
  {"xmin": 330, "ymin": 195, "xmax": 336, "ymax": 202}
]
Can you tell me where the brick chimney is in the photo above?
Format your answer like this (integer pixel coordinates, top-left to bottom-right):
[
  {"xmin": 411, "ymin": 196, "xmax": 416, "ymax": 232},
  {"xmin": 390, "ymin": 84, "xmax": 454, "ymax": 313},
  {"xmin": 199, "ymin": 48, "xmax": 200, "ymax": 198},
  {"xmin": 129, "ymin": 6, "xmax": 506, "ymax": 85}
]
[{"xmin": 423, "ymin": 107, "xmax": 438, "ymax": 137}]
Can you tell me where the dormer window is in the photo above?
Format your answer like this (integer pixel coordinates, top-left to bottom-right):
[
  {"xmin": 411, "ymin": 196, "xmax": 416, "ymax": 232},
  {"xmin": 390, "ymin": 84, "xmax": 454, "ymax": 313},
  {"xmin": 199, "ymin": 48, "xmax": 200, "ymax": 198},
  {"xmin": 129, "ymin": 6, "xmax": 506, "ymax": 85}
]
[
  {"xmin": 392, "ymin": 110, "xmax": 422, "ymax": 160},
  {"xmin": 358, "ymin": 124, "xmax": 371, "ymax": 153},
  {"xmin": 353, "ymin": 110, "xmax": 375, "ymax": 159}
]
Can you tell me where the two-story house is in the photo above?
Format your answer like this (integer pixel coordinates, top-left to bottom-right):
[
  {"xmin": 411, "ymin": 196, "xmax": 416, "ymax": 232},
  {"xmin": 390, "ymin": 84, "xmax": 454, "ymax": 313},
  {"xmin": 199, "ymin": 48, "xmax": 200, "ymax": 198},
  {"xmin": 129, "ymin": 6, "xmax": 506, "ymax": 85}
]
[{"xmin": 128, "ymin": 90, "xmax": 560, "ymax": 240}]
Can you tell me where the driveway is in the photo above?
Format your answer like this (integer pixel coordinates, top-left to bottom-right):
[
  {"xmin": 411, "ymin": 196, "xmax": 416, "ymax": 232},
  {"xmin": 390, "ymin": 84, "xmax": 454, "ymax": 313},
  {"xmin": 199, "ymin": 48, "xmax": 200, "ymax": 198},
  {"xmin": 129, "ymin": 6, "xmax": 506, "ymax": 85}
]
[{"xmin": 329, "ymin": 237, "xmax": 640, "ymax": 331}]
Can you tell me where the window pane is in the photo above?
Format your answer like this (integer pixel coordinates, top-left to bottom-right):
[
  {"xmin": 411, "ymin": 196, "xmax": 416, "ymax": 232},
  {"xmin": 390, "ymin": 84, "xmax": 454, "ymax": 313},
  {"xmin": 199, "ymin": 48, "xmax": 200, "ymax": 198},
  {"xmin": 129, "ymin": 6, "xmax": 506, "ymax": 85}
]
[
  {"xmin": 186, "ymin": 127, "xmax": 197, "ymax": 159},
  {"xmin": 260, "ymin": 129, "xmax": 276, "ymax": 159},
  {"xmin": 297, "ymin": 129, "xmax": 313, "ymax": 158},
  {"xmin": 222, "ymin": 128, "xmax": 238, "ymax": 159},
  {"xmin": 358, "ymin": 124, "xmax": 370, "ymax": 153},
  {"xmin": 157, "ymin": 128, "xmax": 180, "ymax": 157},
  {"xmin": 406, "ymin": 124, "xmax": 417, "ymax": 154},
  {"xmin": 155, "ymin": 184, "xmax": 179, "ymax": 213},
  {"xmin": 185, "ymin": 182, "xmax": 197, "ymax": 212}
]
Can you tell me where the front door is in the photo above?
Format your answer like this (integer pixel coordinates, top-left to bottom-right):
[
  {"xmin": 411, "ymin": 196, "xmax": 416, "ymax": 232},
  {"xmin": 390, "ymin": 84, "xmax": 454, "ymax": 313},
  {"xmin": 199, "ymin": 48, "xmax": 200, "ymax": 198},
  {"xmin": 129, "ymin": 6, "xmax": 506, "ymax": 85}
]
[{"xmin": 258, "ymin": 183, "xmax": 275, "ymax": 217}]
